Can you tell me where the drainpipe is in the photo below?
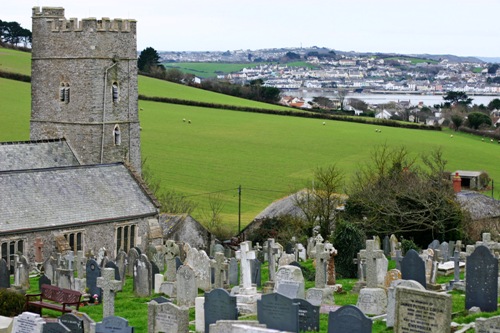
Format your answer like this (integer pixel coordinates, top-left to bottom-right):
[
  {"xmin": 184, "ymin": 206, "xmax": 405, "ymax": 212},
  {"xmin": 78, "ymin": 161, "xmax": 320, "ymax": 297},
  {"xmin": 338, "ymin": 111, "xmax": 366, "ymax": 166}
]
[{"xmin": 101, "ymin": 61, "xmax": 117, "ymax": 163}]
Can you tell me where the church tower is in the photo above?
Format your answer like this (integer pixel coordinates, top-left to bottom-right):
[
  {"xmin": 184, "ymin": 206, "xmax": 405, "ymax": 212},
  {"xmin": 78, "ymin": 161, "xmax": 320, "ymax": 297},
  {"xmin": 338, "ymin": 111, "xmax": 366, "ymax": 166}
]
[{"xmin": 30, "ymin": 7, "xmax": 141, "ymax": 173}]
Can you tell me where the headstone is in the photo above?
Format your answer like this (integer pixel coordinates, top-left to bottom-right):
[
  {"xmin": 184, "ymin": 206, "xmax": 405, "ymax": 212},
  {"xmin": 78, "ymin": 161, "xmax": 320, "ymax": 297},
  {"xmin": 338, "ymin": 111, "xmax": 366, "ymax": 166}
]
[
  {"xmin": 204, "ymin": 288, "xmax": 238, "ymax": 333},
  {"xmin": 152, "ymin": 296, "xmax": 171, "ymax": 304},
  {"xmin": 96, "ymin": 248, "xmax": 106, "ymax": 267},
  {"xmin": 389, "ymin": 234, "xmax": 398, "ymax": 258},
  {"xmin": 264, "ymin": 239, "xmax": 280, "ymax": 283},
  {"xmin": 296, "ymin": 243, "xmax": 306, "ymax": 262},
  {"xmin": 176, "ymin": 265, "xmax": 197, "ymax": 307},
  {"xmin": 356, "ymin": 287, "xmax": 387, "ymax": 315},
  {"xmin": 134, "ymin": 254, "xmax": 152, "ymax": 297},
  {"xmin": 257, "ymin": 293, "xmax": 299, "ymax": 333},
  {"xmin": 104, "ymin": 262, "xmax": 121, "ymax": 281},
  {"xmin": 72, "ymin": 312, "xmax": 94, "ymax": 333},
  {"xmin": 211, "ymin": 252, "xmax": 228, "ymax": 289},
  {"xmin": 164, "ymin": 240, "xmax": 180, "ymax": 282},
  {"xmin": 148, "ymin": 298, "xmax": 189, "ymax": 333},
  {"xmin": 126, "ymin": 247, "xmax": 140, "ymax": 277},
  {"xmin": 394, "ymin": 287, "xmax": 452, "ymax": 333},
  {"xmin": 313, "ymin": 242, "xmax": 330, "ymax": 289},
  {"xmin": 327, "ymin": 305, "xmax": 372, "ymax": 333},
  {"xmin": 400, "ymin": 249, "xmax": 426, "ymax": 288},
  {"xmin": 43, "ymin": 256, "xmax": 58, "ymax": 285},
  {"xmin": 184, "ymin": 248, "xmax": 212, "ymax": 291},
  {"xmin": 250, "ymin": 258, "xmax": 262, "ymax": 288},
  {"xmin": 151, "ymin": 261, "xmax": 160, "ymax": 290},
  {"xmin": 97, "ymin": 267, "xmax": 123, "ymax": 318},
  {"xmin": 13, "ymin": 254, "xmax": 30, "ymax": 289},
  {"xmin": 95, "ymin": 316, "xmax": 133, "ymax": 333},
  {"xmin": 383, "ymin": 269, "xmax": 401, "ymax": 289},
  {"xmin": 383, "ymin": 235, "xmax": 390, "ymax": 257},
  {"xmin": 208, "ymin": 320, "xmax": 266, "ymax": 332},
  {"xmin": 274, "ymin": 265, "xmax": 305, "ymax": 299},
  {"xmin": 293, "ymin": 298, "xmax": 320, "ymax": 332},
  {"xmin": 278, "ymin": 253, "xmax": 295, "ymax": 267},
  {"xmin": 466, "ymin": 245, "xmax": 498, "ymax": 312},
  {"xmin": 75, "ymin": 251, "xmax": 86, "ymax": 279},
  {"xmin": 115, "ymin": 250, "xmax": 127, "ymax": 283},
  {"xmin": 428, "ymin": 239, "xmax": 440, "ymax": 250},
  {"xmin": 386, "ymin": 279, "xmax": 425, "ymax": 328},
  {"xmin": 476, "ymin": 315, "xmax": 500, "ymax": 333},
  {"xmin": 439, "ymin": 242, "xmax": 449, "ymax": 262},
  {"xmin": 0, "ymin": 259, "xmax": 10, "ymax": 289},
  {"xmin": 235, "ymin": 241, "xmax": 256, "ymax": 294},
  {"xmin": 11, "ymin": 312, "xmax": 45, "ymax": 333},
  {"xmin": 42, "ymin": 321, "xmax": 70, "ymax": 333},
  {"xmin": 228, "ymin": 257, "xmax": 239, "ymax": 286},
  {"xmin": 359, "ymin": 240, "xmax": 385, "ymax": 288},
  {"xmin": 86, "ymin": 258, "xmax": 101, "ymax": 302},
  {"xmin": 56, "ymin": 267, "xmax": 74, "ymax": 290},
  {"xmin": 38, "ymin": 274, "xmax": 51, "ymax": 290},
  {"xmin": 59, "ymin": 313, "xmax": 84, "ymax": 333}
]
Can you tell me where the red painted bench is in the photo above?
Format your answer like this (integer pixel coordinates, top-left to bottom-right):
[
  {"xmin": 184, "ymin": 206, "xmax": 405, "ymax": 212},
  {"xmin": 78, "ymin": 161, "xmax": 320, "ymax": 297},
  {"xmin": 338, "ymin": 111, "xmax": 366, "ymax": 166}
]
[{"xmin": 25, "ymin": 284, "xmax": 82, "ymax": 314}]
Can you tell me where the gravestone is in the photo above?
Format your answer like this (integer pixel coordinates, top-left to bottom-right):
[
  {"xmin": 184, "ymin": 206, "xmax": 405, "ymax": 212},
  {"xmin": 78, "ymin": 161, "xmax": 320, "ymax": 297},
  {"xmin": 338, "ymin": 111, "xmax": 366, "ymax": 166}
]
[
  {"xmin": 383, "ymin": 235, "xmax": 390, "ymax": 257},
  {"xmin": 383, "ymin": 269, "xmax": 401, "ymax": 289},
  {"xmin": 389, "ymin": 234, "xmax": 398, "ymax": 258},
  {"xmin": 0, "ymin": 259, "xmax": 10, "ymax": 289},
  {"xmin": 257, "ymin": 293, "xmax": 299, "ymax": 333},
  {"xmin": 313, "ymin": 242, "xmax": 330, "ymax": 289},
  {"xmin": 164, "ymin": 240, "xmax": 180, "ymax": 282},
  {"xmin": 439, "ymin": 242, "xmax": 449, "ymax": 262},
  {"xmin": 97, "ymin": 267, "xmax": 123, "ymax": 317},
  {"xmin": 359, "ymin": 240, "xmax": 385, "ymax": 288},
  {"xmin": 13, "ymin": 254, "xmax": 30, "ymax": 289},
  {"xmin": 38, "ymin": 274, "xmax": 51, "ymax": 290},
  {"xmin": 176, "ymin": 265, "xmax": 197, "ymax": 307},
  {"xmin": 264, "ymin": 238, "xmax": 280, "ymax": 283},
  {"xmin": 211, "ymin": 252, "xmax": 228, "ymax": 289},
  {"xmin": 400, "ymin": 249, "xmax": 426, "ymax": 288},
  {"xmin": 11, "ymin": 312, "xmax": 45, "ymax": 333},
  {"xmin": 236, "ymin": 241, "xmax": 256, "ymax": 293},
  {"xmin": 59, "ymin": 313, "xmax": 84, "ymax": 333},
  {"xmin": 476, "ymin": 315, "xmax": 500, "ymax": 333},
  {"xmin": 386, "ymin": 279, "xmax": 425, "ymax": 328},
  {"xmin": 151, "ymin": 261, "xmax": 160, "ymax": 290},
  {"xmin": 134, "ymin": 254, "xmax": 152, "ymax": 297},
  {"xmin": 104, "ymin": 262, "xmax": 121, "ymax": 281},
  {"xmin": 56, "ymin": 267, "xmax": 74, "ymax": 290},
  {"xmin": 86, "ymin": 258, "xmax": 101, "ymax": 302},
  {"xmin": 115, "ymin": 250, "xmax": 127, "ymax": 283},
  {"xmin": 394, "ymin": 286, "xmax": 452, "ymax": 333},
  {"xmin": 95, "ymin": 316, "xmax": 133, "ymax": 333},
  {"xmin": 228, "ymin": 257, "xmax": 239, "ymax": 286},
  {"xmin": 204, "ymin": 288, "xmax": 238, "ymax": 333},
  {"xmin": 325, "ymin": 243, "xmax": 338, "ymax": 286},
  {"xmin": 293, "ymin": 298, "xmax": 320, "ymax": 332},
  {"xmin": 327, "ymin": 305, "xmax": 372, "ymax": 333},
  {"xmin": 42, "ymin": 321, "xmax": 70, "ymax": 333},
  {"xmin": 184, "ymin": 248, "xmax": 212, "ymax": 291},
  {"xmin": 274, "ymin": 265, "xmax": 305, "ymax": 299},
  {"xmin": 75, "ymin": 251, "xmax": 86, "ymax": 279},
  {"xmin": 466, "ymin": 245, "xmax": 498, "ymax": 312},
  {"xmin": 148, "ymin": 298, "xmax": 189, "ymax": 333},
  {"xmin": 126, "ymin": 247, "xmax": 140, "ymax": 277},
  {"xmin": 278, "ymin": 253, "xmax": 295, "ymax": 267},
  {"xmin": 428, "ymin": 239, "xmax": 440, "ymax": 250},
  {"xmin": 250, "ymin": 258, "xmax": 262, "ymax": 287}
]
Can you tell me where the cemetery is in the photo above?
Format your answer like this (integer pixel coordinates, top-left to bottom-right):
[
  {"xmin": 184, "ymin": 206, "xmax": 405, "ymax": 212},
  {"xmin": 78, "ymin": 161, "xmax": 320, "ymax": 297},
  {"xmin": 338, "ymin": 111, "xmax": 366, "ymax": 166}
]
[{"xmin": 1, "ymin": 234, "xmax": 500, "ymax": 332}]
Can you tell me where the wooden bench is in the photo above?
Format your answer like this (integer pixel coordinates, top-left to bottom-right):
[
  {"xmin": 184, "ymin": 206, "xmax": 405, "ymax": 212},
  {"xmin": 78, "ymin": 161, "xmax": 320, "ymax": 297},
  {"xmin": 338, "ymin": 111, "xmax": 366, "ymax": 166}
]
[{"xmin": 25, "ymin": 284, "xmax": 82, "ymax": 314}]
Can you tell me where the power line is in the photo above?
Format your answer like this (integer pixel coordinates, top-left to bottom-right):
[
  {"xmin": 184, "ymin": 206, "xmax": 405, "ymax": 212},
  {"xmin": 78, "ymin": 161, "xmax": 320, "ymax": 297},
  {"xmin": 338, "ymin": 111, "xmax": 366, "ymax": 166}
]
[{"xmin": 180, "ymin": 188, "xmax": 237, "ymax": 198}]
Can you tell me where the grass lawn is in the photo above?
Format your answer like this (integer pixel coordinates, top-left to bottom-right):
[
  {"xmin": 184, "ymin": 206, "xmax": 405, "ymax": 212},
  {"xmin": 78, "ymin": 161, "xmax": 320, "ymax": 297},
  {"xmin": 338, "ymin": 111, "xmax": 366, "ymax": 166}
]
[
  {"xmin": 22, "ymin": 259, "xmax": 497, "ymax": 333},
  {"xmin": 0, "ymin": 47, "xmax": 31, "ymax": 76}
]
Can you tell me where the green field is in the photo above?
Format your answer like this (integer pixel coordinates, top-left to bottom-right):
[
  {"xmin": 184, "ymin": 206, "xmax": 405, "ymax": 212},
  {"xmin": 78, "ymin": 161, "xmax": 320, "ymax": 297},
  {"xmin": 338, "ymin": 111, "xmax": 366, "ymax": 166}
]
[
  {"xmin": 162, "ymin": 61, "xmax": 315, "ymax": 78},
  {"xmin": 0, "ymin": 47, "xmax": 32, "ymax": 76},
  {"xmin": 2, "ymin": 47, "xmax": 500, "ymax": 234}
]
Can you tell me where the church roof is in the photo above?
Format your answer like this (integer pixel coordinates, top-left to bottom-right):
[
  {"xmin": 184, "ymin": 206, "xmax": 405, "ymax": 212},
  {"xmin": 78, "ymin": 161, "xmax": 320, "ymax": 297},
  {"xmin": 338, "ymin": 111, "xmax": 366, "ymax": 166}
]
[
  {"xmin": 0, "ymin": 138, "xmax": 80, "ymax": 171},
  {"xmin": 0, "ymin": 163, "xmax": 158, "ymax": 235}
]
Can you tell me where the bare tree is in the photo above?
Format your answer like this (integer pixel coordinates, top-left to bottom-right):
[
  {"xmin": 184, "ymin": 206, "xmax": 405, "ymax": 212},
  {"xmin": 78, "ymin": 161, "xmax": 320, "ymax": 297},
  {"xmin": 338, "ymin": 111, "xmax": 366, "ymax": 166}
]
[{"xmin": 337, "ymin": 88, "xmax": 348, "ymax": 111}]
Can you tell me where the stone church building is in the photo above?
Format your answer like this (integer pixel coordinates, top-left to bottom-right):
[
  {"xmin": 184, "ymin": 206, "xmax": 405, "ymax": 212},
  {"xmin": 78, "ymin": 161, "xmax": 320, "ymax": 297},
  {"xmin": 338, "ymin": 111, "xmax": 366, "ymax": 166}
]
[{"xmin": 0, "ymin": 7, "xmax": 161, "ymax": 268}]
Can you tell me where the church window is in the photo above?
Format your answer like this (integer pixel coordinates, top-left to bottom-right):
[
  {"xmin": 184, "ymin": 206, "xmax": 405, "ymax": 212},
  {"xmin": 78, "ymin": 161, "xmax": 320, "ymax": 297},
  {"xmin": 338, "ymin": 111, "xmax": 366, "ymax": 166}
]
[
  {"xmin": 64, "ymin": 84, "xmax": 70, "ymax": 103},
  {"xmin": 115, "ymin": 223, "xmax": 136, "ymax": 255},
  {"xmin": 112, "ymin": 82, "xmax": 119, "ymax": 103},
  {"xmin": 59, "ymin": 83, "xmax": 65, "ymax": 102},
  {"xmin": 0, "ymin": 239, "xmax": 24, "ymax": 273},
  {"xmin": 113, "ymin": 125, "xmax": 121, "ymax": 146},
  {"xmin": 63, "ymin": 231, "xmax": 83, "ymax": 252}
]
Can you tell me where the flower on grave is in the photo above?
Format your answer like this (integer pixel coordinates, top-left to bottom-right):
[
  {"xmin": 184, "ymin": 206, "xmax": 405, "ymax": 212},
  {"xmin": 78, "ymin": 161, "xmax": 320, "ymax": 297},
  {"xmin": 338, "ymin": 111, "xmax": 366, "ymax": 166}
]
[{"xmin": 93, "ymin": 294, "xmax": 99, "ymax": 303}]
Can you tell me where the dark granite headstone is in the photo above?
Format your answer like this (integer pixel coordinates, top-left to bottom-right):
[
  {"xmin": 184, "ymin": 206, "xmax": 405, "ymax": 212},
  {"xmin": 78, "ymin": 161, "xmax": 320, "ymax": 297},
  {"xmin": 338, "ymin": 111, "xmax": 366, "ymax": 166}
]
[
  {"xmin": 151, "ymin": 296, "xmax": 171, "ymax": 304},
  {"xmin": 59, "ymin": 313, "xmax": 84, "ymax": 333},
  {"xmin": 95, "ymin": 316, "xmax": 133, "ymax": 333},
  {"xmin": 38, "ymin": 274, "xmax": 51, "ymax": 290},
  {"xmin": 86, "ymin": 258, "xmax": 101, "ymax": 302},
  {"xmin": 133, "ymin": 247, "xmax": 142, "ymax": 255},
  {"xmin": 294, "ymin": 298, "xmax": 320, "ymax": 332},
  {"xmin": 328, "ymin": 305, "xmax": 372, "ymax": 333},
  {"xmin": 250, "ymin": 258, "xmax": 262, "ymax": 287},
  {"xmin": 401, "ymin": 249, "xmax": 426, "ymax": 288},
  {"xmin": 175, "ymin": 257, "xmax": 182, "ymax": 271},
  {"xmin": 211, "ymin": 266, "xmax": 215, "ymax": 285},
  {"xmin": 466, "ymin": 245, "xmax": 498, "ymax": 312},
  {"xmin": 151, "ymin": 261, "xmax": 160, "ymax": 290},
  {"xmin": 228, "ymin": 257, "xmax": 238, "ymax": 286},
  {"xmin": 289, "ymin": 261, "xmax": 302, "ymax": 268},
  {"xmin": 105, "ymin": 261, "xmax": 121, "ymax": 280},
  {"xmin": 0, "ymin": 259, "xmax": 10, "ymax": 289},
  {"xmin": 42, "ymin": 322, "xmax": 71, "ymax": 333},
  {"xmin": 204, "ymin": 288, "xmax": 238, "ymax": 333},
  {"xmin": 285, "ymin": 243, "xmax": 294, "ymax": 254},
  {"xmin": 448, "ymin": 241, "xmax": 456, "ymax": 259},
  {"xmin": 383, "ymin": 236, "xmax": 390, "ymax": 257},
  {"xmin": 257, "ymin": 292, "xmax": 299, "ymax": 332}
]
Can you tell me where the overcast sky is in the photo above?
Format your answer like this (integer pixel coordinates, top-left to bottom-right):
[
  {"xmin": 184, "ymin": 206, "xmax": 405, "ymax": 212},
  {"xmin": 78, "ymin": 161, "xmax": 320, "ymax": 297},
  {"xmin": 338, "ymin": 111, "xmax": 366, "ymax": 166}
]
[{"xmin": 5, "ymin": 1, "xmax": 500, "ymax": 58}]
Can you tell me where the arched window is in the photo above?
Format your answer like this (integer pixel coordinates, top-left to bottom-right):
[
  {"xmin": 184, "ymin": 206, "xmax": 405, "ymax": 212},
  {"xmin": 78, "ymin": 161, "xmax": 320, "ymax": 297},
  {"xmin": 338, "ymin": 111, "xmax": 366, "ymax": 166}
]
[
  {"xmin": 59, "ymin": 83, "xmax": 66, "ymax": 102},
  {"xmin": 112, "ymin": 82, "xmax": 119, "ymax": 103},
  {"xmin": 64, "ymin": 84, "xmax": 70, "ymax": 104},
  {"xmin": 113, "ymin": 124, "xmax": 121, "ymax": 146}
]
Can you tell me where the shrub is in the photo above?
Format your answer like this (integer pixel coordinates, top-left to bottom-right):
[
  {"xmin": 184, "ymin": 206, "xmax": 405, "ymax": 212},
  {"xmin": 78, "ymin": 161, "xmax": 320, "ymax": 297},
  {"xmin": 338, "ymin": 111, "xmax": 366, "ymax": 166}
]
[
  {"xmin": 0, "ymin": 288, "xmax": 25, "ymax": 316},
  {"xmin": 330, "ymin": 219, "xmax": 365, "ymax": 278},
  {"xmin": 401, "ymin": 238, "xmax": 420, "ymax": 255}
]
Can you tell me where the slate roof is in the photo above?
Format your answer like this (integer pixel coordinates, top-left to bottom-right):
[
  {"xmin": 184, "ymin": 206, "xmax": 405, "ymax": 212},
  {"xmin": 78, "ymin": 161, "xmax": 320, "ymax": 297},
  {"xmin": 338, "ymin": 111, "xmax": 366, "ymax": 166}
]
[
  {"xmin": 455, "ymin": 191, "xmax": 500, "ymax": 220},
  {"xmin": 0, "ymin": 139, "xmax": 80, "ymax": 171},
  {"xmin": 0, "ymin": 163, "xmax": 158, "ymax": 234}
]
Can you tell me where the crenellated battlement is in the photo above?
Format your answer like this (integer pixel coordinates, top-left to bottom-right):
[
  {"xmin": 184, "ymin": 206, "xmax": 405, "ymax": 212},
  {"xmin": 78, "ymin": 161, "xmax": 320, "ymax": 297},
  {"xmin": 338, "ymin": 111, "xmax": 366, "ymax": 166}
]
[{"xmin": 33, "ymin": 7, "xmax": 136, "ymax": 33}]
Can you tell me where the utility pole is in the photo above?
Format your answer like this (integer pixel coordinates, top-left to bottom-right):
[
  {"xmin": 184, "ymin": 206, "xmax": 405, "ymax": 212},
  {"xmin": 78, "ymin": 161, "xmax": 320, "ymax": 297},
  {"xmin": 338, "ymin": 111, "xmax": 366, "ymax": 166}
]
[{"xmin": 238, "ymin": 185, "xmax": 242, "ymax": 236}]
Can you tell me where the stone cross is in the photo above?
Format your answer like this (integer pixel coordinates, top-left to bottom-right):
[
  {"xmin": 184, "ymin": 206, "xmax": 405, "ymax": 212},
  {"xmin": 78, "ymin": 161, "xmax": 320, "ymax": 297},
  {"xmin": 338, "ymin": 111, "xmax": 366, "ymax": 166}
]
[
  {"xmin": 359, "ymin": 239, "xmax": 385, "ymax": 288},
  {"xmin": 64, "ymin": 251, "xmax": 74, "ymax": 270},
  {"xmin": 235, "ymin": 241, "xmax": 256, "ymax": 291},
  {"xmin": 97, "ymin": 267, "xmax": 123, "ymax": 317},
  {"xmin": 314, "ymin": 242, "xmax": 330, "ymax": 289},
  {"xmin": 264, "ymin": 238, "xmax": 280, "ymax": 282},
  {"xmin": 210, "ymin": 252, "xmax": 228, "ymax": 289},
  {"xmin": 254, "ymin": 242, "xmax": 262, "ymax": 258},
  {"xmin": 164, "ymin": 240, "xmax": 179, "ymax": 282},
  {"xmin": 34, "ymin": 238, "xmax": 44, "ymax": 263}
]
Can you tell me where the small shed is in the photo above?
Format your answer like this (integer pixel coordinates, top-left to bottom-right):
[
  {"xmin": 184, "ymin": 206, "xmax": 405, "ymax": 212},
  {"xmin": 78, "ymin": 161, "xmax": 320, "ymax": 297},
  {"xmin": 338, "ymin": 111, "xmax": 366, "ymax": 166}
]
[{"xmin": 452, "ymin": 170, "xmax": 488, "ymax": 190}]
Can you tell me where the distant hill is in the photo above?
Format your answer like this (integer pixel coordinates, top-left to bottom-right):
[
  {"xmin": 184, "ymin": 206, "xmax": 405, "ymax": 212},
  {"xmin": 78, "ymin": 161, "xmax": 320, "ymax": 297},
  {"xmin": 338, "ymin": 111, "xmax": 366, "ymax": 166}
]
[{"xmin": 477, "ymin": 56, "xmax": 500, "ymax": 64}]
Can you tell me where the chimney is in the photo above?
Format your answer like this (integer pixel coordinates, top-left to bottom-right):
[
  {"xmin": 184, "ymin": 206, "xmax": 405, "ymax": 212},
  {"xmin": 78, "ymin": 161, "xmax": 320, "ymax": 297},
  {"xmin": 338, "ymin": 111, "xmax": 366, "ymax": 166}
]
[{"xmin": 453, "ymin": 172, "xmax": 462, "ymax": 193}]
